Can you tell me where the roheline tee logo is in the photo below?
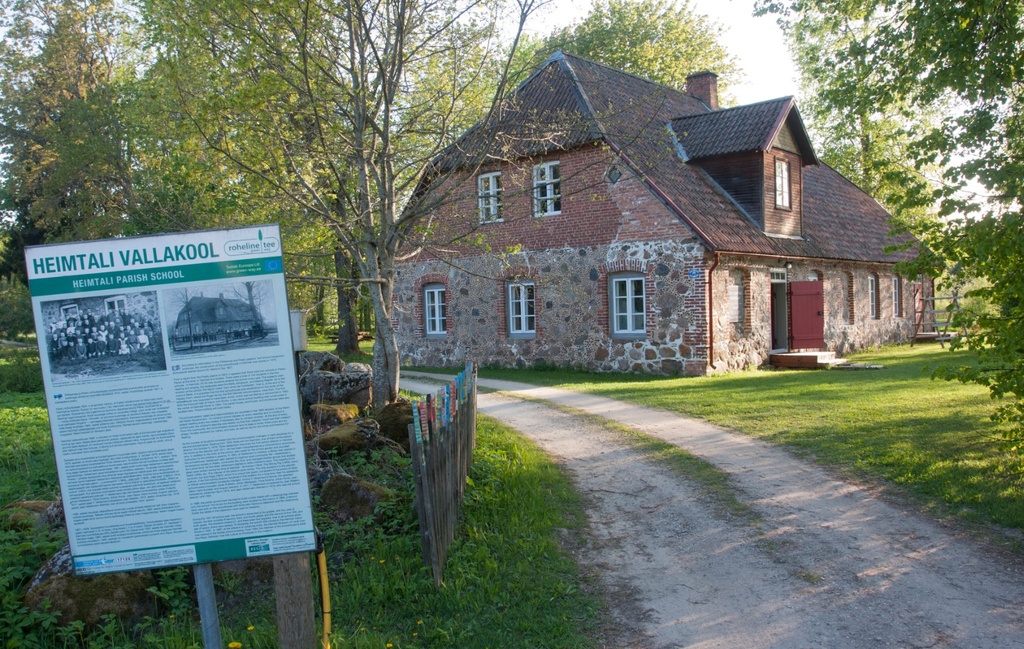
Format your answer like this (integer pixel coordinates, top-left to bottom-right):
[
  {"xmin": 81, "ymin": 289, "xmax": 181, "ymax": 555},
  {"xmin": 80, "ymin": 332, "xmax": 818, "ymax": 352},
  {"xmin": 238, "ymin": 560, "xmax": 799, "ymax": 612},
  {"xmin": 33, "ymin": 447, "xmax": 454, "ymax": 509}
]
[{"xmin": 224, "ymin": 229, "xmax": 281, "ymax": 256}]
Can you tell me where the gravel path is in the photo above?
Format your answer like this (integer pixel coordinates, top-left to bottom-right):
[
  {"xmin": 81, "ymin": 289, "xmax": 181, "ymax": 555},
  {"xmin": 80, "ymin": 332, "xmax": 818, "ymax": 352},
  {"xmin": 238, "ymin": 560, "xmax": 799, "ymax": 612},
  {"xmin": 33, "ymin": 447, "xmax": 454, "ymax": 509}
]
[{"xmin": 403, "ymin": 372, "xmax": 1024, "ymax": 649}]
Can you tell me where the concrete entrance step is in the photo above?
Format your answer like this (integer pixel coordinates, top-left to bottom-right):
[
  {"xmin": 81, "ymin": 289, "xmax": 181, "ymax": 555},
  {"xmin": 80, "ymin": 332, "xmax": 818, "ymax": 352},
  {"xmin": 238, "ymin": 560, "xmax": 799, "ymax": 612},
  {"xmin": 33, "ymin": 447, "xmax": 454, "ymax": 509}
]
[{"xmin": 769, "ymin": 351, "xmax": 848, "ymax": 370}]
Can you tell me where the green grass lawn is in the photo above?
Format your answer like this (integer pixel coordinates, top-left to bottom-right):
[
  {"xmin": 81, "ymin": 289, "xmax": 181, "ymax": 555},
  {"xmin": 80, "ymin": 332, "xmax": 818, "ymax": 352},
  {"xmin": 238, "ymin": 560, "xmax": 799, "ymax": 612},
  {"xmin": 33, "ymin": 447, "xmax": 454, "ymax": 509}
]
[
  {"xmin": 467, "ymin": 344, "xmax": 1024, "ymax": 533},
  {"xmin": 0, "ymin": 343, "xmax": 599, "ymax": 647}
]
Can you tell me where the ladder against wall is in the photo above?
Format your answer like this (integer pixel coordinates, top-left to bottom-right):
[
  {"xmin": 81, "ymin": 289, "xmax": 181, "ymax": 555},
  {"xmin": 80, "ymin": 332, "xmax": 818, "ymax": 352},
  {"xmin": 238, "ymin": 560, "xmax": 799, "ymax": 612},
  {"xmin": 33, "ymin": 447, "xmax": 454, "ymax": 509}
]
[{"xmin": 912, "ymin": 292, "xmax": 964, "ymax": 347}]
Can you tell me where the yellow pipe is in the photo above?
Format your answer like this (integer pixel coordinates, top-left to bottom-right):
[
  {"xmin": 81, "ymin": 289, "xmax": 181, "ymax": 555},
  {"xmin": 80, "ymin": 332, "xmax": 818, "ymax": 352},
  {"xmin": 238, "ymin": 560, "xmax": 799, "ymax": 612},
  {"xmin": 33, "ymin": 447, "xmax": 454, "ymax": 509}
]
[{"xmin": 316, "ymin": 542, "xmax": 331, "ymax": 648}]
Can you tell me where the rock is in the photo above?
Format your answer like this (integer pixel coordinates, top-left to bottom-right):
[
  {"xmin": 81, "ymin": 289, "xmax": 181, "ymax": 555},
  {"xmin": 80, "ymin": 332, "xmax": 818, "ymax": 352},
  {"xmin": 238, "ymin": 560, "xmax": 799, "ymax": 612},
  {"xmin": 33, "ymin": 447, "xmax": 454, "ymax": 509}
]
[
  {"xmin": 317, "ymin": 418, "xmax": 381, "ymax": 453},
  {"xmin": 42, "ymin": 500, "xmax": 65, "ymax": 529},
  {"xmin": 2, "ymin": 500, "xmax": 53, "ymax": 530},
  {"xmin": 346, "ymin": 386, "xmax": 372, "ymax": 408},
  {"xmin": 309, "ymin": 403, "xmax": 361, "ymax": 428},
  {"xmin": 299, "ymin": 369, "xmax": 371, "ymax": 406},
  {"xmin": 319, "ymin": 474, "xmax": 396, "ymax": 523},
  {"xmin": 298, "ymin": 351, "xmax": 345, "ymax": 375},
  {"xmin": 344, "ymin": 362, "xmax": 372, "ymax": 374},
  {"xmin": 25, "ymin": 545, "xmax": 155, "ymax": 628},
  {"xmin": 375, "ymin": 399, "xmax": 414, "ymax": 451},
  {"xmin": 661, "ymin": 359, "xmax": 683, "ymax": 375}
]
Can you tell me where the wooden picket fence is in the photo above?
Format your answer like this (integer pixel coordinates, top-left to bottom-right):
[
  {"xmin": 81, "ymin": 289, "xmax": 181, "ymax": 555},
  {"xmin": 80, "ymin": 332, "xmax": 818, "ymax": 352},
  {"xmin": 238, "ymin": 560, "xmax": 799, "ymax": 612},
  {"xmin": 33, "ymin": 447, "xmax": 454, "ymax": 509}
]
[{"xmin": 407, "ymin": 363, "xmax": 478, "ymax": 587}]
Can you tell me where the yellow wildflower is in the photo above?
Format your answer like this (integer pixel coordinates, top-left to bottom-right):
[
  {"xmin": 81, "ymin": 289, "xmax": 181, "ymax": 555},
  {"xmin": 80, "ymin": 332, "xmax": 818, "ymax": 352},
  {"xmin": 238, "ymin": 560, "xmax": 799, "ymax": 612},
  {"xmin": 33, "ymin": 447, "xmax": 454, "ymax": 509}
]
[{"xmin": 228, "ymin": 643, "xmax": 243, "ymax": 649}]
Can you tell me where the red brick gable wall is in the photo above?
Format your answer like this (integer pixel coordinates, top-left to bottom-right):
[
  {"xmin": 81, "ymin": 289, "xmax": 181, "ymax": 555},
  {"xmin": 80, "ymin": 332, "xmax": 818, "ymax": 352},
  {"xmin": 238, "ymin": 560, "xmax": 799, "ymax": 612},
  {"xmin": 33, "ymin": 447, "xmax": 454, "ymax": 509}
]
[{"xmin": 411, "ymin": 144, "xmax": 698, "ymax": 258}]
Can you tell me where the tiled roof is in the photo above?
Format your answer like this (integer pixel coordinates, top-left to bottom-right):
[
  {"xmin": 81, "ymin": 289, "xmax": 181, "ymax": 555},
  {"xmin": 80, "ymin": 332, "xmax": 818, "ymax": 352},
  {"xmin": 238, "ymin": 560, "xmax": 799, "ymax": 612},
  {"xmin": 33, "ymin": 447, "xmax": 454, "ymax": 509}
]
[
  {"xmin": 670, "ymin": 98, "xmax": 816, "ymax": 162},
  {"xmin": 437, "ymin": 51, "xmax": 914, "ymax": 264}
]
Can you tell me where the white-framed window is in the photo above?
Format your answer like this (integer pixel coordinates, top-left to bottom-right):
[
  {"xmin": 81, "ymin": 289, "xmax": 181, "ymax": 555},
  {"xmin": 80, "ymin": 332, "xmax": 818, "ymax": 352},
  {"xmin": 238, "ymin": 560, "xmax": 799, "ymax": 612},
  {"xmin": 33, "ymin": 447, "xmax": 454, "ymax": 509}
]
[
  {"xmin": 868, "ymin": 274, "xmax": 879, "ymax": 319},
  {"xmin": 892, "ymin": 275, "xmax": 903, "ymax": 317},
  {"xmin": 478, "ymin": 171, "xmax": 502, "ymax": 223},
  {"xmin": 728, "ymin": 269, "xmax": 746, "ymax": 330},
  {"xmin": 105, "ymin": 296, "xmax": 127, "ymax": 314},
  {"xmin": 610, "ymin": 274, "xmax": 646, "ymax": 336},
  {"xmin": 507, "ymin": 281, "xmax": 536, "ymax": 336},
  {"xmin": 533, "ymin": 161, "xmax": 561, "ymax": 217},
  {"xmin": 845, "ymin": 272, "xmax": 855, "ymax": 324},
  {"xmin": 424, "ymin": 284, "xmax": 447, "ymax": 336},
  {"xmin": 775, "ymin": 158, "xmax": 791, "ymax": 209}
]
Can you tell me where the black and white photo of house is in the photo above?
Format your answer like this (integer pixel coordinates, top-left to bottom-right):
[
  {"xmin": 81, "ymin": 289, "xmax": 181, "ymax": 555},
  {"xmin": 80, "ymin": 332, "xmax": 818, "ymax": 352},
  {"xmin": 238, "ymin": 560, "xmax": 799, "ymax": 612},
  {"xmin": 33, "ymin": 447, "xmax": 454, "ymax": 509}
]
[
  {"xmin": 39, "ymin": 291, "xmax": 167, "ymax": 380},
  {"xmin": 164, "ymin": 280, "xmax": 278, "ymax": 353}
]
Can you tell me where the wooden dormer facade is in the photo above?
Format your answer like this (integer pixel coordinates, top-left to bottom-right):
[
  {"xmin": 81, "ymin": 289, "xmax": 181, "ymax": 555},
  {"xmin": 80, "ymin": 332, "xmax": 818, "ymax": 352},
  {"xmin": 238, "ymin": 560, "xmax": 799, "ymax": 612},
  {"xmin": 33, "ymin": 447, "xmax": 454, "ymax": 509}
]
[{"xmin": 670, "ymin": 99, "xmax": 817, "ymax": 240}]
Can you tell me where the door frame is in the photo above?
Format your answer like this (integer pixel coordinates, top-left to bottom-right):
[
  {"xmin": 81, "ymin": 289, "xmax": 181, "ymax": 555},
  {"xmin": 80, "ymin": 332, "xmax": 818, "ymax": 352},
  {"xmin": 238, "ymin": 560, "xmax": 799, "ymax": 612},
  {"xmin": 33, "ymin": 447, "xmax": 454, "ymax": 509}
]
[{"xmin": 769, "ymin": 268, "xmax": 788, "ymax": 353}]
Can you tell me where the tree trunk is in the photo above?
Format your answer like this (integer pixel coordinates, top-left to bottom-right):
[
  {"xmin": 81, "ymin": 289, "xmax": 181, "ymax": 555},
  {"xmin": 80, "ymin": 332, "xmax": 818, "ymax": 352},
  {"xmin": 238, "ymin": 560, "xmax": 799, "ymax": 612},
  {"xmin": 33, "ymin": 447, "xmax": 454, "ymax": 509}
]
[
  {"xmin": 334, "ymin": 248, "xmax": 359, "ymax": 355},
  {"xmin": 366, "ymin": 278, "xmax": 399, "ymax": 409}
]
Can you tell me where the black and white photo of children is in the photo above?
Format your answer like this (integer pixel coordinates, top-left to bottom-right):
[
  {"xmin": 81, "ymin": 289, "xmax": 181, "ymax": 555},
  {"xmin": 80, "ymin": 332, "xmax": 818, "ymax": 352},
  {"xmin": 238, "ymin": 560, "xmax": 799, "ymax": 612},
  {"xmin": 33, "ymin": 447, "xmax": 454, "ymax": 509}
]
[{"xmin": 40, "ymin": 291, "xmax": 167, "ymax": 380}]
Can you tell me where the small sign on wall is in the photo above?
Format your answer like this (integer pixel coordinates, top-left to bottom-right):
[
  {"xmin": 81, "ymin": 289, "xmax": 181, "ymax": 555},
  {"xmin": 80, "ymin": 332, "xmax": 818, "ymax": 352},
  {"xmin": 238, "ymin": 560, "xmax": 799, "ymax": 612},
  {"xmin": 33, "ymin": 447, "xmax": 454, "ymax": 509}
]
[{"xmin": 25, "ymin": 224, "xmax": 315, "ymax": 575}]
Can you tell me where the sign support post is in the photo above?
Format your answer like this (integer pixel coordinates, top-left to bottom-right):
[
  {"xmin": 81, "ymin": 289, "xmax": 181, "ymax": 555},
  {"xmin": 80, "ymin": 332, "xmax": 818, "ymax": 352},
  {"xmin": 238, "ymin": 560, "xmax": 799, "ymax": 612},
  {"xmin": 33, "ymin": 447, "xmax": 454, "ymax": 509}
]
[
  {"xmin": 273, "ymin": 320, "xmax": 316, "ymax": 649},
  {"xmin": 274, "ymin": 553, "xmax": 316, "ymax": 648},
  {"xmin": 194, "ymin": 563, "xmax": 223, "ymax": 648}
]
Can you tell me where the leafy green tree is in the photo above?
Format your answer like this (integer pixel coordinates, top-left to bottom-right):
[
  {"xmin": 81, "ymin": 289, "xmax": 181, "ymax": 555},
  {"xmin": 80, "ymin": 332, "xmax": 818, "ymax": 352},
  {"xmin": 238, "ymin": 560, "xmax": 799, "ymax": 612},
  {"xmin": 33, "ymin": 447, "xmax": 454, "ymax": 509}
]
[
  {"xmin": 760, "ymin": 0, "xmax": 1024, "ymax": 448},
  {"xmin": 0, "ymin": 273, "xmax": 34, "ymax": 339},
  {"xmin": 0, "ymin": 0, "xmax": 246, "ymax": 282},
  {"xmin": 142, "ymin": 0, "xmax": 536, "ymax": 406},
  {"xmin": 779, "ymin": 6, "xmax": 936, "ymax": 219},
  {"xmin": 520, "ymin": 0, "xmax": 739, "ymax": 95},
  {"xmin": 0, "ymin": 0, "xmax": 140, "ymax": 279}
]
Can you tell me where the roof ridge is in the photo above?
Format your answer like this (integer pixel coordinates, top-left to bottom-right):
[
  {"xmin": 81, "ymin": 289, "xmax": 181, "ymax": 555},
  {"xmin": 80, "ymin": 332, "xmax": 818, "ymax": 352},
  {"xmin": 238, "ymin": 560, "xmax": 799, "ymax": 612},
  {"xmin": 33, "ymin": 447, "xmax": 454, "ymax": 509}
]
[
  {"xmin": 556, "ymin": 53, "xmax": 611, "ymax": 142},
  {"xmin": 671, "ymin": 96, "xmax": 794, "ymax": 123},
  {"xmin": 555, "ymin": 50, "xmax": 701, "ymax": 103}
]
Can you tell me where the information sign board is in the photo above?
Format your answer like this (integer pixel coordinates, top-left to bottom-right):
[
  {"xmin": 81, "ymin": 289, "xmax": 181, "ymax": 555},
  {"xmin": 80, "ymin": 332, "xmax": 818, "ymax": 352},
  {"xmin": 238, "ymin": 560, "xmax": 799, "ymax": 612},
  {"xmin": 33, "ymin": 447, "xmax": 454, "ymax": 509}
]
[{"xmin": 25, "ymin": 225, "xmax": 316, "ymax": 575}]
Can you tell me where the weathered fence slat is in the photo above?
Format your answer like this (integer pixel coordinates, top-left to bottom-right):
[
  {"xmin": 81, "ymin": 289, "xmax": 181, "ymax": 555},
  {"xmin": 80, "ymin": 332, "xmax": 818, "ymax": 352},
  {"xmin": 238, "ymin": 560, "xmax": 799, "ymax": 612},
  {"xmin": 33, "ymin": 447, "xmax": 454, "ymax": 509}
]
[{"xmin": 408, "ymin": 363, "xmax": 477, "ymax": 587}]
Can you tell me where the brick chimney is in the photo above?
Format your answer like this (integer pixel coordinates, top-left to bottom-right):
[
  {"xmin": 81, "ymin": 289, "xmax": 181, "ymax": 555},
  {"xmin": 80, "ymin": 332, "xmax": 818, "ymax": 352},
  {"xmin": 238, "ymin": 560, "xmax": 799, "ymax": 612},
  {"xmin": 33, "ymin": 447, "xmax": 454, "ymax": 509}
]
[{"xmin": 686, "ymin": 71, "xmax": 719, "ymax": 110}]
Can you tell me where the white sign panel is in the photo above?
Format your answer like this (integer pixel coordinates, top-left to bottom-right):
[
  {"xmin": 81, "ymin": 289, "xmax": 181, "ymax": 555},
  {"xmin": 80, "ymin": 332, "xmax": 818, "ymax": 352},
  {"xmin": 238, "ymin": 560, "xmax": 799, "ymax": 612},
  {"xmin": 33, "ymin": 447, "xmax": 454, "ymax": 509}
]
[{"xmin": 25, "ymin": 225, "xmax": 315, "ymax": 575}]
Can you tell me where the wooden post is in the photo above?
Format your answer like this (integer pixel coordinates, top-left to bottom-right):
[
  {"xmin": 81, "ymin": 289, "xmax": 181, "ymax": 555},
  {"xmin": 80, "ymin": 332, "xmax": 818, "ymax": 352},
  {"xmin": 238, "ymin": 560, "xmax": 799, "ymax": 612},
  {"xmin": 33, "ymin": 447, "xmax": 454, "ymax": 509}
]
[
  {"xmin": 193, "ymin": 563, "xmax": 223, "ymax": 649},
  {"xmin": 274, "ymin": 552, "xmax": 316, "ymax": 648}
]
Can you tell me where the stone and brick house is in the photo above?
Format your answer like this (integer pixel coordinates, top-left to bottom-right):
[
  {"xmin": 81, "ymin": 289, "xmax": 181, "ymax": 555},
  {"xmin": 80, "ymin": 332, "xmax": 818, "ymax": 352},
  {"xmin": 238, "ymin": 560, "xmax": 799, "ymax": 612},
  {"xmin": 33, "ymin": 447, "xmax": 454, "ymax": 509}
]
[{"xmin": 394, "ymin": 51, "xmax": 923, "ymax": 374}]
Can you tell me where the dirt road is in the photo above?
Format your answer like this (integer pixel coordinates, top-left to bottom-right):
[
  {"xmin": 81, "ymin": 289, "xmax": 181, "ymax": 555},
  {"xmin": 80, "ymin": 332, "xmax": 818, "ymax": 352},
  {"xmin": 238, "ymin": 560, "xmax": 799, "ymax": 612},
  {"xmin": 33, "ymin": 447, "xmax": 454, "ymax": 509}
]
[{"xmin": 402, "ymin": 373, "xmax": 1024, "ymax": 649}]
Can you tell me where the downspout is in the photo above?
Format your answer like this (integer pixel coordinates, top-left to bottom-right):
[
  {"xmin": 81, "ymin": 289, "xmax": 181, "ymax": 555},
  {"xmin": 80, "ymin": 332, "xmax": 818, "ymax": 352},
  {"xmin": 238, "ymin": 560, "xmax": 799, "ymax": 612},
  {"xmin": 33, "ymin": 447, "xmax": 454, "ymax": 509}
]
[{"xmin": 707, "ymin": 252, "xmax": 720, "ymax": 371}]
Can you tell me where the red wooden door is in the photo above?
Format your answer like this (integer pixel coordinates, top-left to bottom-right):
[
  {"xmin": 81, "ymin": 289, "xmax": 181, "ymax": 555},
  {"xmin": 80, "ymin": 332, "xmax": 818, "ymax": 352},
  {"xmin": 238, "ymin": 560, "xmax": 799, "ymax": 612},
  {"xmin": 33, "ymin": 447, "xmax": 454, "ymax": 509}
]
[{"xmin": 789, "ymin": 280, "xmax": 825, "ymax": 350}]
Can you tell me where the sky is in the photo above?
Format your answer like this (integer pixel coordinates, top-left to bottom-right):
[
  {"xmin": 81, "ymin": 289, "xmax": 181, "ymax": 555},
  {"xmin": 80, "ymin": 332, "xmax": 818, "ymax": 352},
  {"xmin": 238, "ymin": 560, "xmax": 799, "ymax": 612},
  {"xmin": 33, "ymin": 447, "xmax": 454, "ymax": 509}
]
[{"xmin": 527, "ymin": 0, "xmax": 801, "ymax": 106}]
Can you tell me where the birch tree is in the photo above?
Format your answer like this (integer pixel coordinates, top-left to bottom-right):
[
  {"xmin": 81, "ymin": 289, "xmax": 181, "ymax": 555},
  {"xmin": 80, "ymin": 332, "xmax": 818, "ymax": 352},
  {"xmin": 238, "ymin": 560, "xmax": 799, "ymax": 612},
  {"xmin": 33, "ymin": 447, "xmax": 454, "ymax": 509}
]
[{"xmin": 143, "ymin": 0, "xmax": 538, "ymax": 407}]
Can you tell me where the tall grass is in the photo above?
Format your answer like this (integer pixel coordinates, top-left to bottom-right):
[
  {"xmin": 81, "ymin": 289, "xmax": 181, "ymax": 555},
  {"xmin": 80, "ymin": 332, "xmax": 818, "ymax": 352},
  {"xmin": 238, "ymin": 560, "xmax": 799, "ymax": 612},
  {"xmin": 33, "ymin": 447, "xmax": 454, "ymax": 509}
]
[{"xmin": 320, "ymin": 417, "xmax": 597, "ymax": 648}]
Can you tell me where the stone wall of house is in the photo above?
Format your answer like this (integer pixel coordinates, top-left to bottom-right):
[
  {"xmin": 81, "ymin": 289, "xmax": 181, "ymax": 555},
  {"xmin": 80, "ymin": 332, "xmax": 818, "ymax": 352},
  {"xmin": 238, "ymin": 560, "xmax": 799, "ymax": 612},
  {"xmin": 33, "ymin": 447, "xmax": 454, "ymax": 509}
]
[
  {"xmin": 710, "ymin": 256, "xmax": 918, "ymax": 371},
  {"xmin": 395, "ymin": 240, "xmax": 711, "ymax": 375}
]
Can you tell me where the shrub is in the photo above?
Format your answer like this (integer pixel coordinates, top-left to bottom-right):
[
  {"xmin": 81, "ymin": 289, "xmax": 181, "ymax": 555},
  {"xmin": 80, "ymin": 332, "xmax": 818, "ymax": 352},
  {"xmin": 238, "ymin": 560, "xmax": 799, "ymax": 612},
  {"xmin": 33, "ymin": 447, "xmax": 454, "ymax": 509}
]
[
  {"xmin": 0, "ymin": 347, "xmax": 43, "ymax": 393},
  {"xmin": 0, "ymin": 276, "xmax": 35, "ymax": 340}
]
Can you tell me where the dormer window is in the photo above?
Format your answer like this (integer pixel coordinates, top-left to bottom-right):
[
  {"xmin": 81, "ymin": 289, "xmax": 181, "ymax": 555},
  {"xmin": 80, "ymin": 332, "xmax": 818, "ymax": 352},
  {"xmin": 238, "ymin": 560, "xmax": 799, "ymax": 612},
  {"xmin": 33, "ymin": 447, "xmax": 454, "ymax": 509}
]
[
  {"xmin": 775, "ymin": 158, "xmax": 791, "ymax": 209},
  {"xmin": 533, "ymin": 161, "xmax": 561, "ymax": 217},
  {"xmin": 478, "ymin": 172, "xmax": 502, "ymax": 223}
]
